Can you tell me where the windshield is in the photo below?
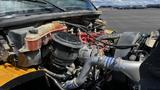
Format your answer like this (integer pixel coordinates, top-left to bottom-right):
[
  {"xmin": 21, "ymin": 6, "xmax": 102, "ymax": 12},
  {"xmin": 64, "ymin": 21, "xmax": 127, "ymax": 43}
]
[{"xmin": 0, "ymin": 0, "xmax": 96, "ymax": 17}]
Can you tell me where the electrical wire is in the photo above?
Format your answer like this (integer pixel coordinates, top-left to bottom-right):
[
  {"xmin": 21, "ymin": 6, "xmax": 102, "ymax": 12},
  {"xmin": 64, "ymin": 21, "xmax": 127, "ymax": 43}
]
[{"xmin": 46, "ymin": 73, "xmax": 64, "ymax": 90}]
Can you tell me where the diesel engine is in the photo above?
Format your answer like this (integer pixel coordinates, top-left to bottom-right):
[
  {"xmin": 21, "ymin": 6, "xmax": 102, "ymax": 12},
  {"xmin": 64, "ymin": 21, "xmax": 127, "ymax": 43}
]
[{"xmin": 0, "ymin": 20, "xmax": 158, "ymax": 90}]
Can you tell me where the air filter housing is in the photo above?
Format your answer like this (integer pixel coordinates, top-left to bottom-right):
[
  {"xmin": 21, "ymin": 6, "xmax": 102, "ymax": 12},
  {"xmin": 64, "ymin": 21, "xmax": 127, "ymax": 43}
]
[
  {"xmin": 49, "ymin": 32, "xmax": 82, "ymax": 74},
  {"xmin": 53, "ymin": 32, "xmax": 82, "ymax": 48}
]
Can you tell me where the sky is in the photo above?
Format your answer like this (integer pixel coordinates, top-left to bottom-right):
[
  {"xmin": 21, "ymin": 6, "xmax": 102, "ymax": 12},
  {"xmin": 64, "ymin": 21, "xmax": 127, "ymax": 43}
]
[{"xmin": 91, "ymin": 0, "xmax": 160, "ymax": 7}]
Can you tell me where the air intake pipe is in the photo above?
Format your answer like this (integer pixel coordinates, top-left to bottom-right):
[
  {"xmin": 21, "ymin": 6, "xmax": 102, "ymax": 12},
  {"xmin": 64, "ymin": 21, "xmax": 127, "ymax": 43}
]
[
  {"xmin": 62, "ymin": 56, "xmax": 98, "ymax": 89},
  {"xmin": 63, "ymin": 48, "xmax": 142, "ymax": 89},
  {"xmin": 100, "ymin": 57, "xmax": 142, "ymax": 82}
]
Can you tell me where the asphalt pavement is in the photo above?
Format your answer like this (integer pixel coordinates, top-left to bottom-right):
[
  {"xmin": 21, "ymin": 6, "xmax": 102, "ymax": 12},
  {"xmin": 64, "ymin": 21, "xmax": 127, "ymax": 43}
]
[{"xmin": 100, "ymin": 8, "xmax": 160, "ymax": 33}]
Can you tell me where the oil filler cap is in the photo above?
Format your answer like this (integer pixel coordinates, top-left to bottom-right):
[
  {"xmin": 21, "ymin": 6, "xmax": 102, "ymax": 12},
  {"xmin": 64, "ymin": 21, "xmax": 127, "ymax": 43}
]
[{"xmin": 52, "ymin": 32, "xmax": 83, "ymax": 49}]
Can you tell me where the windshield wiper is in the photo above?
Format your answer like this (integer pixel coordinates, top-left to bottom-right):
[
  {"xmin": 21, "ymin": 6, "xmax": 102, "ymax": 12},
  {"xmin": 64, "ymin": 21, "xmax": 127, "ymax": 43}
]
[
  {"xmin": 20, "ymin": 0, "xmax": 66, "ymax": 12},
  {"xmin": 42, "ymin": 0, "xmax": 66, "ymax": 12}
]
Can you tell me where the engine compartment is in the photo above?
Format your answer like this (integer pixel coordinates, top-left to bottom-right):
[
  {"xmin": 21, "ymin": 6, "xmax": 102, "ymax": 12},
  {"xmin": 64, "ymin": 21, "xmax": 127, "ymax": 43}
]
[{"xmin": 0, "ymin": 16, "xmax": 159, "ymax": 90}]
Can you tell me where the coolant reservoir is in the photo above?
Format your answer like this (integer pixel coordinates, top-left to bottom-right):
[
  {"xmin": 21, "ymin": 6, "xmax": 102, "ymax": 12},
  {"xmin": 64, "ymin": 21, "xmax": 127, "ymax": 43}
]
[{"xmin": 23, "ymin": 21, "xmax": 67, "ymax": 51}]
